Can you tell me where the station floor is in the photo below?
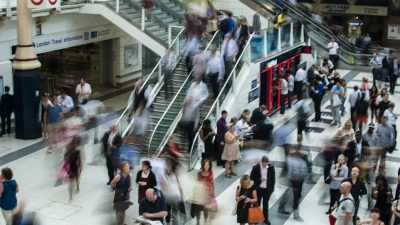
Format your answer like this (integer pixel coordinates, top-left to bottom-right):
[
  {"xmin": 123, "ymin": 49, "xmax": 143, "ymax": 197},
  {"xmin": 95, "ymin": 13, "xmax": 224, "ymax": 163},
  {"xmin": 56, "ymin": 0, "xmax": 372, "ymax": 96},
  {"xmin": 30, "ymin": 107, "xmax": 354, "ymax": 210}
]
[{"xmin": 1, "ymin": 69, "xmax": 400, "ymax": 225}]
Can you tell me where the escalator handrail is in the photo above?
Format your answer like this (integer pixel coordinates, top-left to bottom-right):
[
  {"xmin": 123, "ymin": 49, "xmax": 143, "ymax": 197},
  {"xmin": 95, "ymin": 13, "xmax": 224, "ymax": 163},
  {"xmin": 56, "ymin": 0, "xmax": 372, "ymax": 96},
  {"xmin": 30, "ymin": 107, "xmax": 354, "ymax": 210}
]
[
  {"xmin": 117, "ymin": 27, "xmax": 186, "ymax": 132},
  {"xmin": 187, "ymin": 31, "xmax": 257, "ymax": 170},
  {"xmin": 148, "ymin": 31, "xmax": 221, "ymax": 154}
]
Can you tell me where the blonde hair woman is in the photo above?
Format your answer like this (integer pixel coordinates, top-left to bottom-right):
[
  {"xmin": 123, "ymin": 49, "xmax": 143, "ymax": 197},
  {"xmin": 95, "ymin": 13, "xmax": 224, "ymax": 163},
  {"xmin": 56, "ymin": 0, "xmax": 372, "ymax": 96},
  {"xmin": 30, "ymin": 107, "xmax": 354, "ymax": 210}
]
[{"xmin": 235, "ymin": 175, "xmax": 257, "ymax": 225}]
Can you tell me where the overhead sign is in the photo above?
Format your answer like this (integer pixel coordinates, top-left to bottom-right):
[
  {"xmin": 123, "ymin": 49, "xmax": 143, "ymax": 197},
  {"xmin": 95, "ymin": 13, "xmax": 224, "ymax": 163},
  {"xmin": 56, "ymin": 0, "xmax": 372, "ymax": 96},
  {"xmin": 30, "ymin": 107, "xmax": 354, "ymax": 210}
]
[
  {"xmin": 7, "ymin": 24, "xmax": 125, "ymax": 57},
  {"xmin": 388, "ymin": 24, "xmax": 400, "ymax": 40},
  {"xmin": 309, "ymin": 4, "xmax": 388, "ymax": 16}
]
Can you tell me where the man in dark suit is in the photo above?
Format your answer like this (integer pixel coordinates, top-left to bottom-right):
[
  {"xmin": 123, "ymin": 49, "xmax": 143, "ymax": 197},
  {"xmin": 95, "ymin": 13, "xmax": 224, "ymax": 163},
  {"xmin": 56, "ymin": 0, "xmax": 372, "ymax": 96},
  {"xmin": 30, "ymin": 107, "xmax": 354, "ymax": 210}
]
[
  {"xmin": 250, "ymin": 104, "xmax": 267, "ymax": 125},
  {"xmin": 0, "ymin": 86, "xmax": 14, "ymax": 136},
  {"xmin": 344, "ymin": 131, "xmax": 369, "ymax": 170},
  {"xmin": 101, "ymin": 124, "xmax": 122, "ymax": 185},
  {"xmin": 250, "ymin": 156, "xmax": 275, "ymax": 225}
]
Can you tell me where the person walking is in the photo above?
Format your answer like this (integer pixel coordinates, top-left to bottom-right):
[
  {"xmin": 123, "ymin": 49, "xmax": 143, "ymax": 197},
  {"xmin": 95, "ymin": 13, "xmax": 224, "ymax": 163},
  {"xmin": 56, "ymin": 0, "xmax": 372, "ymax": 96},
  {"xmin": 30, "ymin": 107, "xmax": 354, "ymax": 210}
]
[
  {"xmin": 383, "ymin": 102, "xmax": 397, "ymax": 149},
  {"xmin": 252, "ymin": 8, "xmax": 262, "ymax": 34},
  {"xmin": 327, "ymin": 37, "xmax": 339, "ymax": 70},
  {"xmin": 75, "ymin": 78, "xmax": 92, "ymax": 104},
  {"xmin": 216, "ymin": 110, "xmax": 228, "ymax": 166},
  {"xmin": 389, "ymin": 57, "xmax": 400, "ymax": 95},
  {"xmin": 344, "ymin": 166, "xmax": 367, "ymax": 223},
  {"xmin": 294, "ymin": 64, "xmax": 306, "ymax": 101},
  {"xmin": 296, "ymin": 95, "xmax": 310, "ymax": 136},
  {"xmin": 348, "ymin": 86, "xmax": 360, "ymax": 130},
  {"xmin": 136, "ymin": 161, "xmax": 157, "ymax": 204},
  {"xmin": 355, "ymin": 92, "xmax": 370, "ymax": 132},
  {"xmin": 235, "ymin": 175, "xmax": 258, "ymax": 225},
  {"xmin": 193, "ymin": 159, "xmax": 215, "ymax": 225},
  {"xmin": 311, "ymin": 76, "xmax": 325, "ymax": 122},
  {"xmin": 377, "ymin": 93, "xmax": 391, "ymax": 123},
  {"xmin": 344, "ymin": 132, "xmax": 368, "ymax": 169},
  {"xmin": 57, "ymin": 92, "xmax": 74, "ymax": 114},
  {"xmin": 288, "ymin": 69, "xmax": 295, "ymax": 108},
  {"xmin": 47, "ymin": 96, "xmax": 63, "ymax": 153},
  {"xmin": 65, "ymin": 136, "xmax": 83, "ymax": 202},
  {"xmin": 222, "ymin": 33, "xmax": 238, "ymax": 81},
  {"xmin": 327, "ymin": 154, "xmax": 349, "ymax": 214},
  {"xmin": 331, "ymin": 81, "xmax": 345, "ymax": 127},
  {"xmin": 221, "ymin": 123, "xmax": 240, "ymax": 178},
  {"xmin": 111, "ymin": 161, "xmax": 132, "ymax": 225},
  {"xmin": 370, "ymin": 53, "xmax": 382, "ymax": 87},
  {"xmin": 161, "ymin": 47, "xmax": 177, "ymax": 98},
  {"xmin": 376, "ymin": 116, "xmax": 395, "ymax": 167},
  {"xmin": 370, "ymin": 85, "xmax": 379, "ymax": 124},
  {"xmin": 250, "ymin": 156, "xmax": 275, "ymax": 225},
  {"xmin": 0, "ymin": 86, "xmax": 13, "ymax": 137},
  {"xmin": 206, "ymin": 48, "xmax": 224, "ymax": 98},
  {"xmin": 0, "ymin": 167, "xmax": 18, "ymax": 225},
  {"xmin": 101, "ymin": 124, "xmax": 122, "ymax": 185}
]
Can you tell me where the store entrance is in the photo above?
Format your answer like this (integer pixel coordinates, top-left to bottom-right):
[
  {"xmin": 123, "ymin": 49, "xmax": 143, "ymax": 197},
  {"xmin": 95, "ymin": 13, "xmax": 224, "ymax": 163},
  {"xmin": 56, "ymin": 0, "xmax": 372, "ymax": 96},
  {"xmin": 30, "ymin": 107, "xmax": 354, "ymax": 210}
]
[{"xmin": 38, "ymin": 41, "xmax": 112, "ymax": 100}]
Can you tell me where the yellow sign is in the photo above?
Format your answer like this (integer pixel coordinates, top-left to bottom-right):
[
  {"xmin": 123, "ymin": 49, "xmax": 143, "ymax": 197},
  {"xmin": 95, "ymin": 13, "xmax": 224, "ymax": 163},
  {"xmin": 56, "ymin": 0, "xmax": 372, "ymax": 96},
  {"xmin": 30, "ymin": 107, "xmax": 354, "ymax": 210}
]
[{"xmin": 310, "ymin": 4, "xmax": 388, "ymax": 16}]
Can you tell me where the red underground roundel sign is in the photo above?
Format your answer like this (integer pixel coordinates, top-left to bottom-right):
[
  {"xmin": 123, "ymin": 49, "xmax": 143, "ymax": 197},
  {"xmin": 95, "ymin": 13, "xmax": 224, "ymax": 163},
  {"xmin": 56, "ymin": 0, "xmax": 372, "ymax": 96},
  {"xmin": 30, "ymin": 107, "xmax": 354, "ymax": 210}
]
[
  {"xmin": 48, "ymin": 0, "xmax": 57, "ymax": 5},
  {"xmin": 31, "ymin": 0, "xmax": 44, "ymax": 5}
]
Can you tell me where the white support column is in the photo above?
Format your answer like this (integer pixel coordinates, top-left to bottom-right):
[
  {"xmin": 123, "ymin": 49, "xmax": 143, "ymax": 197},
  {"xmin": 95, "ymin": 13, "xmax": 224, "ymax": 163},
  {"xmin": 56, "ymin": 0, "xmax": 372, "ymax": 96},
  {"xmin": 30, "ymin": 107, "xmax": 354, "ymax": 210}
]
[
  {"xmin": 277, "ymin": 27, "xmax": 282, "ymax": 52},
  {"xmin": 158, "ymin": 64, "xmax": 162, "ymax": 82},
  {"xmin": 116, "ymin": 0, "xmax": 120, "ymax": 13},
  {"xmin": 141, "ymin": 8, "xmax": 145, "ymax": 31},
  {"xmin": 289, "ymin": 22, "xmax": 294, "ymax": 46},
  {"xmin": 175, "ymin": 37, "xmax": 179, "ymax": 54},
  {"xmin": 300, "ymin": 24, "xmax": 304, "ymax": 42}
]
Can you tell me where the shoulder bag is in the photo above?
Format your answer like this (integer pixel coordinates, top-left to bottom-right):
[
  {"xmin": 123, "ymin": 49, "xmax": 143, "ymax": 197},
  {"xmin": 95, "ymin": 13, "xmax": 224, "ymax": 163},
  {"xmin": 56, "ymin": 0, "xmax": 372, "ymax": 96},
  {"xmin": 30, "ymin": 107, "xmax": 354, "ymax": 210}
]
[{"xmin": 248, "ymin": 203, "xmax": 265, "ymax": 224}]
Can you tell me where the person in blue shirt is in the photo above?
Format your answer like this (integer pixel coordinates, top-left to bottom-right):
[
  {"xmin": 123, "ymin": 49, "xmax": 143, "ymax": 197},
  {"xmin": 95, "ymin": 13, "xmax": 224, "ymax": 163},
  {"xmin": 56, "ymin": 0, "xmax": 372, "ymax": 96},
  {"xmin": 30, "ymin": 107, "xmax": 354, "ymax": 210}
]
[
  {"xmin": 330, "ymin": 81, "xmax": 344, "ymax": 127},
  {"xmin": 311, "ymin": 76, "xmax": 326, "ymax": 122},
  {"xmin": 220, "ymin": 11, "xmax": 236, "ymax": 39},
  {"xmin": 47, "ymin": 97, "xmax": 63, "ymax": 153},
  {"xmin": 0, "ymin": 167, "xmax": 19, "ymax": 225}
]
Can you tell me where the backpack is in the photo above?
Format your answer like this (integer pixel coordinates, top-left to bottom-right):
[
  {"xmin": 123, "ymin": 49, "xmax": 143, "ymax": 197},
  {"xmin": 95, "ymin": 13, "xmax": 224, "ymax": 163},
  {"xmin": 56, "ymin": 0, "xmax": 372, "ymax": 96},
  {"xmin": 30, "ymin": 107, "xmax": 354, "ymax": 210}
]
[{"xmin": 219, "ymin": 19, "xmax": 228, "ymax": 32}]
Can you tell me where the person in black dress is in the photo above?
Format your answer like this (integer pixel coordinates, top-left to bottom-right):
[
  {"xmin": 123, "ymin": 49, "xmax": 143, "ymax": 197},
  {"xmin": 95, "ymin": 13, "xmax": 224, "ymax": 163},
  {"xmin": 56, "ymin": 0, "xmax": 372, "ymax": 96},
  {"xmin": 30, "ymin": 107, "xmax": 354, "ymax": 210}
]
[
  {"xmin": 111, "ymin": 161, "xmax": 132, "ymax": 225},
  {"xmin": 200, "ymin": 119, "xmax": 216, "ymax": 161},
  {"xmin": 136, "ymin": 160, "xmax": 157, "ymax": 204},
  {"xmin": 66, "ymin": 136, "xmax": 83, "ymax": 202},
  {"xmin": 235, "ymin": 175, "xmax": 258, "ymax": 225}
]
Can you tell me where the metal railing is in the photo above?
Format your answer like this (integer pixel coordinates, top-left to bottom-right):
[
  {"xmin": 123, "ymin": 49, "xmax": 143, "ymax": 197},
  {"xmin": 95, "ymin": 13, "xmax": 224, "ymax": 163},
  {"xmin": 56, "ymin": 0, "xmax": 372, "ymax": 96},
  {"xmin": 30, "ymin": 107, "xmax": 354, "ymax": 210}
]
[
  {"xmin": 118, "ymin": 27, "xmax": 185, "ymax": 137},
  {"xmin": 148, "ymin": 30, "xmax": 221, "ymax": 157}
]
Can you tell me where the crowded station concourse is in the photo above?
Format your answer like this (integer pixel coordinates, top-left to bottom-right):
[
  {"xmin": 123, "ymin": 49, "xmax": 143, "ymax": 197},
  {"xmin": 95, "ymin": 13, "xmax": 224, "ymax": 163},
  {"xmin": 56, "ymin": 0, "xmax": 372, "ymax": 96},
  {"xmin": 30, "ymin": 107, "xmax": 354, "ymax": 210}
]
[{"xmin": 1, "ymin": 0, "xmax": 400, "ymax": 225}]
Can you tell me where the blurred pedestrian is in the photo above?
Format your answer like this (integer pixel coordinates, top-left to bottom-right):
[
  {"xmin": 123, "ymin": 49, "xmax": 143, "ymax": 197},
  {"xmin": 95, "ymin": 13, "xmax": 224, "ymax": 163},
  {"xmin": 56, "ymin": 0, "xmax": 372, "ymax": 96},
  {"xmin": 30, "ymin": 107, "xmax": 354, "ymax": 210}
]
[
  {"xmin": 181, "ymin": 76, "xmax": 209, "ymax": 153},
  {"xmin": 219, "ymin": 11, "xmax": 235, "ymax": 39},
  {"xmin": 344, "ymin": 131, "xmax": 368, "ymax": 169},
  {"xmin": 40, "ymin": 93, "xmax": 51, "ymax": 140},
  {"xmin": 199, "ymin": 119, "xmax": 216, "ymax": 160},
  {"xmin": 294, "ymin": 64, "xmax": 306, "ymax": 101},
  {"xmin": 370, "ymin": 53, "xmax": 382, "ymax": 87},
  {"xmin": 161, "ymin": 47, "xmax": 177, "ymax": 98},
  {"xmin": 111, "ymin": 161, "xmax": 132, "ymax": 225},
  {"xmin": 311, "ymin": 75, "xmax": 325, "ymax": 122},
  {"xmin": 183, "ymin": 33, "xmax": 200, "ymax": 74},
  {"xmin": 222, "ymin": 33, "xmax": 238, "ymax": 81},
  {"xmin": 75, "ymin": 78, "xmax": 91, "ymax": 104},
  {"xmin": 206, "ymin": 48, "xmax": 224, "ymax": 98},
  {"xmin": 0, "ymin": 86, "xmax": 14, "ymax": 137},
  {"xmin": 295, "ymin": 95, "xmax": 310, "ymax": 136},
  {"xmin": 101, "ymin": 124, "xmax": 122, "ymax": 185},
  {"xmin": 221, "ymin": 123, "xmax": 240, "ymax": 178},
  {"xmin": 376, "ymin": 116, "xmax": 395, "ymax": 163},
  {"xmin": 0, "ymin": 167, "xmax": 18, "ymax": 225},
  {"xmin": 136, "ymin": 160, "xmax": 157, "ymax": 204},
  {"xmin": 250, "ymin": 156, "xmax": 275, "ymax": 225},
  {"xmin": 193, "ymin": 159, "xmax": 215, "ymax": 225},
  {"xmin": 252, "ymin": 8, "xmax": 261, "ymax": 34},
  {"xmin": 47, "ymin": 96, "xmax": 63, "ymax": 153},
  {"xmin": 331, "ymin": 81, "xmax": 345, "ymax": 127},
  {"xmin": 236, "ymin": 17, "xmax": 249, "ymax": 58},
  {"xmin": 288, "ymin": 69, "xmax": 295, "ymax": 108},
  {"xmin": 65, "ymin": 136, "xmax": 83, "ymax": 202},
  {"xmin": 348, "ymin": 86, "xmax": 360, "ymax": 130},
  {"xmin": 355, "ymin": 92, "xmax": 369, "ymax": 132},
  {"xmin": 370, "ymin": 85, "xmax": 379, "ymax": 124},
  {"xmin": 278, "ymin": 74, "xmax": 288, "ymax": 116}
]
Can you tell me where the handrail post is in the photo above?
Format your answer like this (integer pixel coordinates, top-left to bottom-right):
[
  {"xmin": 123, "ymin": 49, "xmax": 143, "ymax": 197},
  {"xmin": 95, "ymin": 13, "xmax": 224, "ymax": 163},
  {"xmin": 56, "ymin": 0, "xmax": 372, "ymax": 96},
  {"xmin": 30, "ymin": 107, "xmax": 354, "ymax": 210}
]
[
  {"xmin": 290, "ymin": 22, "xmax": 294, "ymax": 46},
  {"xmin": 300, "ymin": 24, "xmax": 305, "ymax": 42},
  {"xmin": 216, "ymin": 99, "xmax": 220, "ymax": 119},
  {"xmin": 141, "ymin": 8, "xmax": 145, "ymax": 31},
  {"xmin": 307, "ymin": 37, "xmax": 311, "ymax": 46},
  {"xmin": 116, "ymin": 0, "xmax": 119, "ymax": 13},
  {"xmin": 232, "ymin": 70, "xmax": 236, "ymax": 94},
  {"xmin": 158, "ymin": 64, "xmax": 162, "ymax": 82},
  {"xmin": 263, "ymin": 29, "xmax": 267, "ymax": 57},
  {"xmin": 277, "ymin": 27, "xmax": 282, "ymax": 52},
  {"xmin": 175, "ymin": 37, "xmax": 179, "ymax": 55},
  {"xmin": 6, "ymin": 0, "xmax": 11, "ymax": 17},
  {"xmin": 168, "ymin": 25, "xmax": 172, "ymax": 46}
]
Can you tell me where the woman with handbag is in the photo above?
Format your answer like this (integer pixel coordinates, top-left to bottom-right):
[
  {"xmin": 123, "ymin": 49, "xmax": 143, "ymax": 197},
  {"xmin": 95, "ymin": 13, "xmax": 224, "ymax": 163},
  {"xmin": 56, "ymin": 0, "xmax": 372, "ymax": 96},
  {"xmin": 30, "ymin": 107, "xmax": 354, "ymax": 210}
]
[
  {"xmin": 221, "ymin": 123, "xmax": 241, "ymax": 178},
  {"xmin": 111, "ymin": 161, "xmax": 132, "ymax": 225},
  {"xmin": 235, "ymin": 175, "xmax": 259, "ymax": 225},
  {"xmin": 193, "ymin": 159, "xmax": 216, "ymax": 225}
]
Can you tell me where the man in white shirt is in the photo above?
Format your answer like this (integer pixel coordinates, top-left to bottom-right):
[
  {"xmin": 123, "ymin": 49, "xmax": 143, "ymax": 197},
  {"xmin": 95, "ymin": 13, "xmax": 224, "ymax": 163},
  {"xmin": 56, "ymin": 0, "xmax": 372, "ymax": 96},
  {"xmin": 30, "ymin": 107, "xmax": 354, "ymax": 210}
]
[
  {"xmin": 288, "ymin": 70, "xmax": 295, "ymax": 108},
  {"xmin": 75, "ymin": 78, "xmax": 92, "ymax": 104},
  {"xmin": 327, "ymin": 37, "xmax": 339, "ymax": 70},
  {"xmin": 294, "ymin": 65, "xmax": 306, "ymax": 101},
  {"xmin": 222, "ymin": 33, "xmax": 238, "ymax": 81},
  {"xmin": 206, "ymin": 48, "xmax": 224, "ymax": 98},
  {"xmin": 57, "ymin": 93, "xmax": 74, "ymax": 113},
  {"xmin": 161, "ymin": 47, "xmax": 177, "ymax": 98},
  {"xmin": 279, "ymin": 75, "xmax": 288, "ymax": 115},
  {"xmin": 370, "ymin": 52, "xmax": 382, "ymax": 86}
]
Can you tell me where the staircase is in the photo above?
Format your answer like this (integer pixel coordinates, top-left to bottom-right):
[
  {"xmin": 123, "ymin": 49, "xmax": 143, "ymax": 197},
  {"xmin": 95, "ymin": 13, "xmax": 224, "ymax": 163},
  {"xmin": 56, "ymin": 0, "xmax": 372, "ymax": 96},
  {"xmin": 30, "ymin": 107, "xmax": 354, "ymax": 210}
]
[{"xmin": 80, "ymin": 0, "xmax": 186, "ymax": 56}]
